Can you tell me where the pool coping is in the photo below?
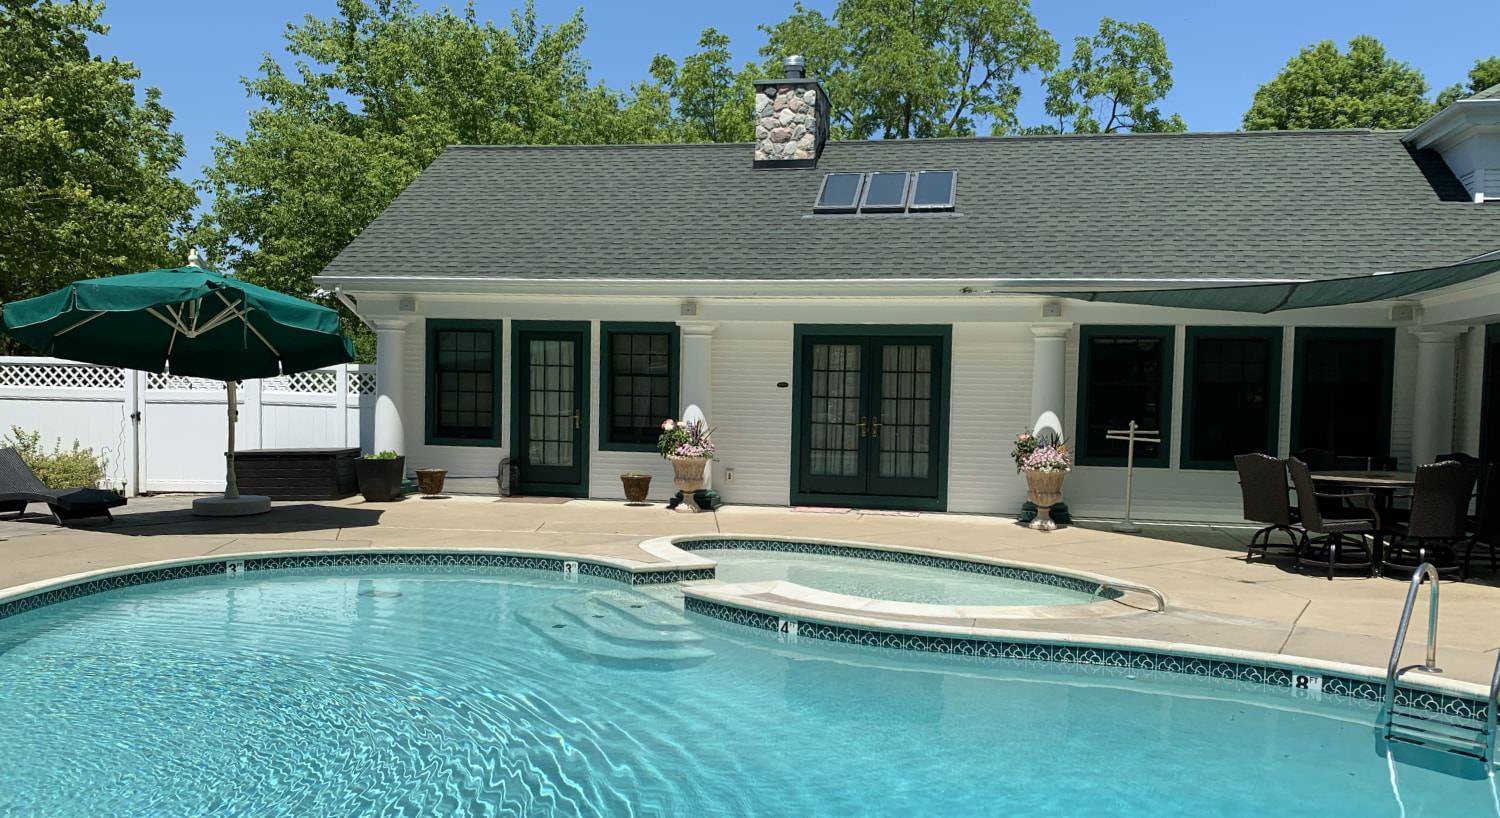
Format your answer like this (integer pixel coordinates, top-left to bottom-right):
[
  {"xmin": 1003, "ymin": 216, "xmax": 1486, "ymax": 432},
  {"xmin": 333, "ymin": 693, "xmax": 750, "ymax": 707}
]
[{"xmin": 0, "ymin": 540, "xmax": 1490, "ymax": 724}]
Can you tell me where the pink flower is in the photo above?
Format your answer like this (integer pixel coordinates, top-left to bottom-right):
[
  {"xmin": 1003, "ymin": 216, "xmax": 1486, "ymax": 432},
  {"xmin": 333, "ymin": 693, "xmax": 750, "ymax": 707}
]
[{"xmin": 661, "ymin": 419, "xmax": 675, "ymax": 430}]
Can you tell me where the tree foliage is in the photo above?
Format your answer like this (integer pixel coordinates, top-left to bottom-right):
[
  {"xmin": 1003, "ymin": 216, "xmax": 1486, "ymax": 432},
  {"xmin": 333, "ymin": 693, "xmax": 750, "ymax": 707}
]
[
  {"xmin": 1436, "ymin": 56, "xmax": 1500, "ymax": 108},
  {"xmin": 0, "ymin": 0, "xmax": 196, "ymax": 352},
  {"xmin": 197, "ymin": 0, "xmax": 667, "ymax": 324},
  {"xmin": 761, "ymin": 0, "xmax": 1058, "ymax": 138},
  {"xmin": 1036, "ymin": 18, "xmax": 1184, "ymax": 134},
  {"xmin": 647, "ymin": 28, "xmax": 758, "ymax": 143},
  {"xmin": 1243, "ymin": 36, "xmax": 1435, "ymax": 131}
]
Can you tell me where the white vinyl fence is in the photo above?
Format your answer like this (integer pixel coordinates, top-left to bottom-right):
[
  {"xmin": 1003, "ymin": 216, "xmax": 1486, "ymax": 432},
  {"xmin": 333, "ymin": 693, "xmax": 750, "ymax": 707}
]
[{"xmin": 0, "ymin": 356, "xmax": 374, "ymax": 495}]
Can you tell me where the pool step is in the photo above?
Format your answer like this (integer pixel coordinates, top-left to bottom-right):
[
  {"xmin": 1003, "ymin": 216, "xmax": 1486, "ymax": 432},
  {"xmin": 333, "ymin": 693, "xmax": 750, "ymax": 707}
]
[
  {"xmin": 552, "ymin": 594, "xmax": 705, "ymax": 646},
  {"xmin": 588, "ymin": 590, "xmax": 696, "ymax": 630},
  {"xmin": 515, "ymin": 593, "xmax": 712, "ymax": 669},
  {"xmin": 1386, "ymin": 706, "xmax": 1489, "ymax": 761}
]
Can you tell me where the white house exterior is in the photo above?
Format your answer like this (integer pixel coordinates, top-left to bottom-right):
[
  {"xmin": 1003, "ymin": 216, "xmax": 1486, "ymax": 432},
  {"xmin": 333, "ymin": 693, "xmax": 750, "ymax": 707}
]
[{"xmin": 316, "ymin": 61, "xmax": 1500, "ymax": 523}]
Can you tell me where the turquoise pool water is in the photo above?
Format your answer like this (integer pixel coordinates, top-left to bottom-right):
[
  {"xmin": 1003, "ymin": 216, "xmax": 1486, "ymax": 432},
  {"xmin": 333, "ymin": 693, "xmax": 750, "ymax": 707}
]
[
  {"xmin": 0, "ymin": 567, "xmax": 1491, "ymax": 816},
  {"xmin": 696, "ymin": 547, "xmax": 1098, "ymax": 606}
]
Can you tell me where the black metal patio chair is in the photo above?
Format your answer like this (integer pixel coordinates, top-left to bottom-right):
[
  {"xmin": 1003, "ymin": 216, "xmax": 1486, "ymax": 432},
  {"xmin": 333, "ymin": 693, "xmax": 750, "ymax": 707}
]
[
  {"xmin": 1288, "ymin": 457, "xmax": 1380, "ymax": 580},
  {"xmin": 1235, "ymin": 453, "xmax": 1301, "ymax": 562},
  {"xmin": 1381, "ymin": 460, "xmax": 1478, "ymax": 579},
  {"xmin": 1461, "ymin": 464, "xmax": 1500, "ymax": 576},
  {"xmin": 0, "ymin": 447, "xmax": 125, "ymax": 526}
]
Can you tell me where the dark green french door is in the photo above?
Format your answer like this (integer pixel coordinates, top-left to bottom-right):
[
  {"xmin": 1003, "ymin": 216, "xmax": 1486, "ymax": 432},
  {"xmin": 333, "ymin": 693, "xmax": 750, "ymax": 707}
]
[
  {"xmin": 793, "ymin": 328, "xmax": 949, "ymax": 510},
  {"xmin": 512, "ymin": 323, "xmax": 590, "ymax": 496}
]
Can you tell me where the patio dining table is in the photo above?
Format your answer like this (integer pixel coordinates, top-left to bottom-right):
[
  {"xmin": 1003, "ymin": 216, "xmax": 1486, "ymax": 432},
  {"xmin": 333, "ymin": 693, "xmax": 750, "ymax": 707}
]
[{"xmin": 1309, "ymin": 470, "xmax": 1415, "ymax": 560}]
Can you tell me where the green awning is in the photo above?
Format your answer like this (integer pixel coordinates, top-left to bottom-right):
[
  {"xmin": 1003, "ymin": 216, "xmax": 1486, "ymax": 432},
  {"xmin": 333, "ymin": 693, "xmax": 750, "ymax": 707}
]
[{"xmin": 1045, "ymin": 253, "xmax": 1500, "ymax": 313}]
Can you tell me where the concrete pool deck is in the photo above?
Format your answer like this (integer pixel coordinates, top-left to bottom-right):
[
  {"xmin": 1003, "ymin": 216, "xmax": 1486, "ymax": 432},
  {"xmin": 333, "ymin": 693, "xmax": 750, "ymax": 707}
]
[{"xmin": 3, "ymin": 494, "xmax": 1499, "ymax": 687}]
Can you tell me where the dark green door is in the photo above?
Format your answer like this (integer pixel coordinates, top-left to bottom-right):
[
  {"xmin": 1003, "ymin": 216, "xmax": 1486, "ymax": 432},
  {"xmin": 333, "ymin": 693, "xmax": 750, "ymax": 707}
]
[
  {"xmin": 513, "ymin": 324, "xmax": 589, "ymax": 496},
  {"xmin": 795, "ymin": 330, "xmax": 947, "ymax": 509}
]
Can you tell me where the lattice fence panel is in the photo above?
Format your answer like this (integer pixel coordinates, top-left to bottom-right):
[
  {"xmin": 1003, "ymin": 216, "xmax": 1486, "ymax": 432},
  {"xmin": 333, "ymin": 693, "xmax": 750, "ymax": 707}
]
[
  {"xmin": 350, "ymin": 371, "xmax": 376, "ymax": 395},
  {"xmin": 264, "ymin": 370, "xmax": 338, "ymax": 394},
  {"xmin": 0, "ymin": 362, "xmax": 124, "ymax": 389},
  {"xmin": 146, "ymin": 373, "xmax": 229, "ymax": 391}
]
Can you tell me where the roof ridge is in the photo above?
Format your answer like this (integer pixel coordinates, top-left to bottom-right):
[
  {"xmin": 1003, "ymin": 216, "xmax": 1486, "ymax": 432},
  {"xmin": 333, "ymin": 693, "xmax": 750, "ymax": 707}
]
[{"xmin": 444, "ymin": 127, "xmax": 1401, "ymax": 154}]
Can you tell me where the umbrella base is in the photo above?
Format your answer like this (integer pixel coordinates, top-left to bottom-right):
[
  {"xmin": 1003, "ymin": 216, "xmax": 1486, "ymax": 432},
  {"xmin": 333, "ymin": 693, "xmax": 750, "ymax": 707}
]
[{"xmin": 192, "ymin": 494, "xmax": 272, "ymax": 517}]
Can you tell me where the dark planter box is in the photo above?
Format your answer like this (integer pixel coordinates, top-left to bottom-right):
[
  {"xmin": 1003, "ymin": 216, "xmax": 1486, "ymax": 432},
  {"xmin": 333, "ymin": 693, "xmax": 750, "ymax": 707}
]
[
  {"xmin": 233, "ymin": 447, "xmax": 360, "ymax": 500},
  {"xmin": 355, "ymin": 456, "xmax": 406, "ymax": 502}
]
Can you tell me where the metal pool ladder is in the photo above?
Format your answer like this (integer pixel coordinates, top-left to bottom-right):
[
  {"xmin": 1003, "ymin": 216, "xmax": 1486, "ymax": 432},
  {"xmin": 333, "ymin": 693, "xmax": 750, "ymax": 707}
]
[{"xmin": 1380, "ymin": 562, "xmax": 1500, "ymax": 763}]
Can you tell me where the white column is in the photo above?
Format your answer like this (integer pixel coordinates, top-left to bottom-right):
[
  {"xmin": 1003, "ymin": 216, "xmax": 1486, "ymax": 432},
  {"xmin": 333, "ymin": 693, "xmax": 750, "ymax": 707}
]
[
  {"xmin": 678, "ymin": 321, "xmax": 717, "ymax": 488},
  {"xmin": 372, "ymin": 318, "xmax": 412, "ymax": 456},
  {"xmin": 1029, "ymin": 324, "xmax": 1071, "ymax": 443},
  {"xmin": 1409, "ymin": 327, "xmax": 1464, "ymax": 467}
]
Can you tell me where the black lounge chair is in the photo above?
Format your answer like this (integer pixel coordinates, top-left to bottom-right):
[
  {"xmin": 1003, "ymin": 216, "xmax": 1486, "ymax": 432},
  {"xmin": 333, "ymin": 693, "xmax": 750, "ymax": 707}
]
[
  {"xmin": 0, "ymin": 447, "xmax": 125, "ymax": 525},
  {"xmin": 1234, "ymin": 453, "xmax": 1301, "ymax": 562},
  {"xmin": 1288, "ymin": 457, "xmax": 1380, "ymax": 579},
  {"xmin": 1461, "ymin": 464, "xmax": 1500, "ymax": 575}
]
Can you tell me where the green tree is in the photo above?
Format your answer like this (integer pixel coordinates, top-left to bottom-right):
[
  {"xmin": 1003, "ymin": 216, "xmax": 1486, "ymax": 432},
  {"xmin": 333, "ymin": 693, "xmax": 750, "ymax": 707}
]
[
  {"xmin": 198, "ymin": 0, "xmax": 666, "ymax": 342},
  {"xmin": 648, "ymin": 28, "xmax": 758, "ymax": 143},
  {"xmin": 1032, "ymin": 17, "xmax": 1182, "ymax": 133},
  {"xmin": 1036, "ymin": 18, "xmax": 1184, "ymax": 134},
  {"xmin": 1243, "ymin": 36, "xmax": 1435, "ymax": 130},
  {"xmin": 1436, "ymin": 56, "xmax": 1500, "ymax": 107},
  {"xmin": 761, "ymin": 0, "xmax": 1058, "ymax": 138},
  {"xmin": 0, "ymin": 0, "xmax": 196, "ymax": 352}
]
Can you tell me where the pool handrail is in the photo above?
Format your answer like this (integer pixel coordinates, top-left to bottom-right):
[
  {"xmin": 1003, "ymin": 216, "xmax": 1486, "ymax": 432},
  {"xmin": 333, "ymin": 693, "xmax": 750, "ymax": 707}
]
[
  {"xmin": 1093, "ymin": 578, "xmax": 1165, "ymax": 613},
  {"xmin": 1382, "ymin": 563, "xmax": 1441, "ymax": 729}
]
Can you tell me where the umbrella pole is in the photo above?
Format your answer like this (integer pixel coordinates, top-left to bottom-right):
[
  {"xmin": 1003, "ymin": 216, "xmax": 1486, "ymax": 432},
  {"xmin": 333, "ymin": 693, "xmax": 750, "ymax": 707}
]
[{"xmin": 225, "ymin": 380, "xmax": 239, "ymax": 499}]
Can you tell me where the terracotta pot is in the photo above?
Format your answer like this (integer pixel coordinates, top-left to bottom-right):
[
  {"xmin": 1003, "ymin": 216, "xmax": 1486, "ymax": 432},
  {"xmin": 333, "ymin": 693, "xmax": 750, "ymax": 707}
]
[
  {"xmin": 415, "ymin": 467, "xmax": 447, "ymax": 497},
  {"xmin": 1023, "ymin": 469, "xmax": 1067, "ymax": 530},
  {"xmin": 621, "ymin": 473, "xmax": 652, "ymax": 504},
  {"xmin": 669, "ymin": 456, "xmax": 709, "ymax": 499}
]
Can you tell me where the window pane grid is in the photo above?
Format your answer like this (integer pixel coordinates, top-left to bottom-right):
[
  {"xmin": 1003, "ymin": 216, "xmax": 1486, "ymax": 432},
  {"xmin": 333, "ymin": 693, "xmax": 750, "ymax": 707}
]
[
  {"xmin": 1298, "ymin": 337, "xmax": 1386, "ymax": 457},
  {"xmin": 527, "ymin": 339, "xmax": 575, "ymax": 466},
  {"xmin": 433, "ymin": 329, "xmax": 495, "ymax": 440},
  {"xmin": 877, "ymin": 344, "xmax": 932, "ymax": 479},
  {"xmin": 809, "ymin": 343, "xmax": 861, "ymax": 476},
  {"xmin": 1084, "ymin": 336, "xmax": 1166, "ymax": 461},
  {"xmin": 1188, "ymin": 335, "xmax": 1273, "ymax": 463},
  {"xmin": 608, "ymin": 332, "xmax": 672, "ymax": 445}
]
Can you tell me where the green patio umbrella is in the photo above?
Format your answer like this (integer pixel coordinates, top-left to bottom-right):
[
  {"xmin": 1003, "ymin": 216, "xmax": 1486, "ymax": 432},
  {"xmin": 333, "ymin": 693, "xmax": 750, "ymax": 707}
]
[{"xmin": 1, "ymin": 257, "xmax": 355, "ymax": 516}]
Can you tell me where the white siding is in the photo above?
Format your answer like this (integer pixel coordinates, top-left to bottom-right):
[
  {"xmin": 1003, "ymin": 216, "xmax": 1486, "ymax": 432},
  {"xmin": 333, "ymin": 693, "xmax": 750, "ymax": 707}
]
[
  {"xmin": 946, "ymin": 323, "xmax": 1033, "ymax": 513},
  {"xmin": 709, "ymin": 322, "xmax": 793, "ymax": 506}
]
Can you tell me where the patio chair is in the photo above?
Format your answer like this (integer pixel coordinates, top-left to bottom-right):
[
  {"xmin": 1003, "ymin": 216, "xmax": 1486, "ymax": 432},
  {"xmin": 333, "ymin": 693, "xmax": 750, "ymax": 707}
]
[
  {"xmin": 0, "ymin": 448, "xmax": 125, "ymax": 526},
  {"xmin": 1288, "ymin": 457, "xmax": 1379, "ymax": 580},
  {"xmin": 1461, "ymin": 464, "xmax": 1500, "ymax": 576},
  {"xmin": 1234, "ymin": 454, "xmax": 1301, "ymax": 562},
  {"xmin": 1381, "ymin": 460, "xmax": 1478, "ymax": 579}
]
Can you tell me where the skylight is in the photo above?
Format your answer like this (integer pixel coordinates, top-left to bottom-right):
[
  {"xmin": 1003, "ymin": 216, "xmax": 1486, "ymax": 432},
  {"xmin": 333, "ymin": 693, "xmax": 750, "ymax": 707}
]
[
  {"xmin": 859, "ymin": 172, "xmax": 911, "ymax": 212},
  {"xmin": 813, "ymin": 173, "xmax": 865, "ymax": 212},
  {"xmin": 908, "ymin": 170, "xmax": 957, "ymax": 211}
]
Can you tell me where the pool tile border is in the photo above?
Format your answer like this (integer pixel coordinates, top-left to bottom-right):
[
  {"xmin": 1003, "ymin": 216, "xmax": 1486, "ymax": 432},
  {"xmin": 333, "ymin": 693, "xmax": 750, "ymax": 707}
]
[
  {"xmin": 682, "ymin": 596, "xmax": 1489, "ymax": 723},
  {"xmin": 674, "ymin": 537, "xmax": 1122, "ymax": 600},
  {"xmin": 0, "ymin": 552, "xmax": 714, "ymax": 623}
]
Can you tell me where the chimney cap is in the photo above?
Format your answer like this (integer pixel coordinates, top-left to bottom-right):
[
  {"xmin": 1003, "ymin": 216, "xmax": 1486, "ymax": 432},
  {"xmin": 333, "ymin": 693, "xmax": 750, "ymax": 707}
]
[{"xmin": 784, "ymin": 55, "xmax": 806, "ymax": 79}]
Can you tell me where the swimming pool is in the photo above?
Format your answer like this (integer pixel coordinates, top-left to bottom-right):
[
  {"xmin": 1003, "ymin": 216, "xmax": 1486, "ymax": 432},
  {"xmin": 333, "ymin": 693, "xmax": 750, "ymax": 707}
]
[
  {"xmin": 0, "ymin": 565, "xmax": 1491, "ymax": 816},
  {"xmin": 695, "ymin": 547, "xmax": 1100, "ymax": 606}
]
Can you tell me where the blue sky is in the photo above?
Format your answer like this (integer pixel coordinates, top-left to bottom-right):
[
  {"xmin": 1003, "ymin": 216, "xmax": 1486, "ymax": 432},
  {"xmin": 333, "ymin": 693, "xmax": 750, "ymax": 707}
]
[{"xmin": 96, "ymin": 0, "xmax": 1496, "ymax": 189}]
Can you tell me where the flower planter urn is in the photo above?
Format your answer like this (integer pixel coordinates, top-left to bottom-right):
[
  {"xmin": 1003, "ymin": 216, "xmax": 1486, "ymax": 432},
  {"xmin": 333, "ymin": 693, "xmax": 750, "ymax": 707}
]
[
  {"xmin": 621, "ymin": 472, "xmax": 652, "ymax": 504},
  {"xmin": 356, "ymin": 456, "xmax": 405, "ymax": 502},
  {"xmin": 1023, "ymin": 469, "xmax": 1066, "ymax": 531},
  {"xmin": 415, "ymin": 467, "xmax": 447, "ymax": 497},
  {"xmin": 668, "ymin": 457, "xmax": 708, "ymax": 511}
]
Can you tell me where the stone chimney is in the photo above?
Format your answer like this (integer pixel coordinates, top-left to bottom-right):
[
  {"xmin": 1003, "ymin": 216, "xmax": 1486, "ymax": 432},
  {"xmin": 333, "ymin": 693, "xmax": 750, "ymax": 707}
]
[{"xmin": 753, "ymin": 55, "xmax": 829, "ymax": 168}]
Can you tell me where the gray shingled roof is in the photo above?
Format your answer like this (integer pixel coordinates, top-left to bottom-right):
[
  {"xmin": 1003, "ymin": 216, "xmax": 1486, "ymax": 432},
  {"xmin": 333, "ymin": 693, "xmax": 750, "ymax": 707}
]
[
  {"xmin": 1470, "ymin": 82, "xmax": 1500, "ymax": 101},
  {"xmin": 321, "ymin": 129, "xmax": 1500, "ymax": 283}
]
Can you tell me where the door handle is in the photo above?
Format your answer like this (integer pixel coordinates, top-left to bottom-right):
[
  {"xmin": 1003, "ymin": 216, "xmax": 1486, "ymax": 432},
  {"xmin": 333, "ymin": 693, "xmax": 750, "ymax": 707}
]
[
  {"xmin": 573, "ymin": 409, "xmax": 581, "ymax": 429},
  {"xmin": 871, "ymin": 416, "xmax": 881, "ymax": 436},
  {"xmin": 859, "ymin": 416, "xmax": 867, "ymax": 437}
]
